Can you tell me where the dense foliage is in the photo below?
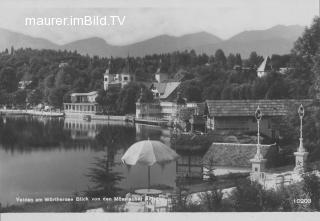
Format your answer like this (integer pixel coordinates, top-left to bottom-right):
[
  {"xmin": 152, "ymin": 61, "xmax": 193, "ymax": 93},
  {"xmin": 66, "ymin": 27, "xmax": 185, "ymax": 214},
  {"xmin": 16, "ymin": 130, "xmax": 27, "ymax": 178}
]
[
  {"xmin": 0, "ymin": 28, "xmax": 315, "ymax": 113},
  {"xmin": 0, "ymin": 17, "xmax": 319, "ymax": 147},
  {"xmin": 173, "ymin": 173, "xmax": 320, "ymax": 212}
]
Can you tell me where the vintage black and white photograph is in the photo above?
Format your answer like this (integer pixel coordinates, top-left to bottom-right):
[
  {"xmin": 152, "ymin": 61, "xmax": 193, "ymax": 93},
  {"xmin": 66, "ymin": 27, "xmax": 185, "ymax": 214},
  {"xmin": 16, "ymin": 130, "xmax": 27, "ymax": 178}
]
[{"xmin": 0, "ymin": 0, "xmax": 320, "ymax": 217}]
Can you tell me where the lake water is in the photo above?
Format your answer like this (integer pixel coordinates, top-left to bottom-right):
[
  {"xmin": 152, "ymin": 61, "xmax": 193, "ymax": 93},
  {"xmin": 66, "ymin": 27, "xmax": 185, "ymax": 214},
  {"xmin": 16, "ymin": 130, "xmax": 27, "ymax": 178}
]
[{"xmin": 0, "ymin": 116, "xmax": 180, "ymax": 205}]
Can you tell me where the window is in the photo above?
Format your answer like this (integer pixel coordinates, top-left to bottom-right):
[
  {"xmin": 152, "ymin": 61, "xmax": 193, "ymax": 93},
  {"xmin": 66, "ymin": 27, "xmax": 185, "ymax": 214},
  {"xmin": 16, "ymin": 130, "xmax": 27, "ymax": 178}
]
[
  {"xmin": 123, "ymin": 76, "xmax": 128, "ymax": 81},
  {"xmin": 104, "ymin": 77, "xmax": 108, "ymax": 81}
]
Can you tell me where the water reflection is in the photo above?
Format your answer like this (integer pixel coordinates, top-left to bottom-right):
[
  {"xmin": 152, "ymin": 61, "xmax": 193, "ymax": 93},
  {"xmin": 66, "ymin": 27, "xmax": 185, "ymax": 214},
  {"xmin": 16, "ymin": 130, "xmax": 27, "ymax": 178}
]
[
  {"xmin": 0, "ymin": 116, "xmax": 204, "ymax": 205},
  {"xmin": 0, "ymin": 116, "xmax": 70, "ymax": 153}
]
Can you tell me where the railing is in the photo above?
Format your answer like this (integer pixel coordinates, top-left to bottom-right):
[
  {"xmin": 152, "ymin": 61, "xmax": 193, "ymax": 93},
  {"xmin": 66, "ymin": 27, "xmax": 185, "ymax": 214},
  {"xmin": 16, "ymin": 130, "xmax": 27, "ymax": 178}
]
[
  {"xmin": 251, "ymin": 171, "xmax": 294, "ymax": 189},
  {"xmin": 135, "ymin": 117, "xmax": 168, "ymax": 122}
]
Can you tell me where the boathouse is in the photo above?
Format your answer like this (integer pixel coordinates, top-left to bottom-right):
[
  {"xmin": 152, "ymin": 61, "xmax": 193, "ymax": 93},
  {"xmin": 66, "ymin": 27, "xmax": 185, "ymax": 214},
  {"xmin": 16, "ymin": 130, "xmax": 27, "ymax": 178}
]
[
  {"xmin": 63, "ymin": 91, "xmax": 101, "ymax": 115},
  {"xmin": 205, "ymin": 99, "xmax": 313, "ymax": 138}
]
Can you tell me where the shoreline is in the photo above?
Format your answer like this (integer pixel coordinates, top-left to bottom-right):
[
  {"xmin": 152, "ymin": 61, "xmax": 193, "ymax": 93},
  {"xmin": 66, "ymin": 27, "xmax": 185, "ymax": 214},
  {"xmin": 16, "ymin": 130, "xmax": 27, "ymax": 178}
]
[
  {"xmin": 0, "ymin": 109, "xmax": 172, "ymax": 127},
  {"xmin": 0, "ymin": 109, "xmax": 64, "ymax": 117}
]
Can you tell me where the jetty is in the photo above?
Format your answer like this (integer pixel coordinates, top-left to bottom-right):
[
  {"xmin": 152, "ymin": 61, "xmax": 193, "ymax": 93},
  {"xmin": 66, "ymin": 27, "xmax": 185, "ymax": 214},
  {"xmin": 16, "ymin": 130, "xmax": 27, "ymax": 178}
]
[
  {"xmin": 0, "ymin": 109, "xmax": 64, "ymax": 117},
  {"xmin": 133, "ymin": 117, "xmax": 169, "ymax": 126}
]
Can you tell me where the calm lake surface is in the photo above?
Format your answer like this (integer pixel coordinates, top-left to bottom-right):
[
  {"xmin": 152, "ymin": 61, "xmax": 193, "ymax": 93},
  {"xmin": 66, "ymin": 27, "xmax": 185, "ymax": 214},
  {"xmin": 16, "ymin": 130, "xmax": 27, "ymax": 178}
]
[{"xmin": 0, "ymin": 116, "xmax": 178, "ymax": 205}]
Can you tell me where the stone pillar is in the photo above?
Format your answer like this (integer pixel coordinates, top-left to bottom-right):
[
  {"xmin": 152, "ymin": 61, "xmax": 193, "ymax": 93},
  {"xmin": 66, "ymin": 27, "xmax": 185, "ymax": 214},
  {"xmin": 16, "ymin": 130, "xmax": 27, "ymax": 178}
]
[
  {"xmin": 294, "ymin": 151, "xmax": 309, "ymax": 173},
  {"xmin": 250, "ymin": 144, "xmax": 267, "ymax": 183},
  {"xmin": 294, "ymin": 138, "xmax": 309, "ymax": 173}
]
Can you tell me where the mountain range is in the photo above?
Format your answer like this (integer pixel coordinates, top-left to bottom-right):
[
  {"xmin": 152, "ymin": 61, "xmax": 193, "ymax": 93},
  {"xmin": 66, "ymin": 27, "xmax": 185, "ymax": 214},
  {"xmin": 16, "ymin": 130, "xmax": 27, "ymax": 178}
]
[{"xmin": 0, "ymin": 25, "xmax": 304, "ymax": 58}]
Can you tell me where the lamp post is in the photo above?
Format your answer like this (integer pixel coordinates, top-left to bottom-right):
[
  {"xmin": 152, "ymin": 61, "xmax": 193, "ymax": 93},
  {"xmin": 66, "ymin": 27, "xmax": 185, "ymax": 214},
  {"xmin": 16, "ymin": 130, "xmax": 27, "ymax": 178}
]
[
  {"xmin": 297, "ymin": 104, "xmax": 305, "ymax": 152},
  {"xmin": 250, "ymin": 106, "xmax": 266, "ymax": 182},
  {"xmin": 254, "ymin": 106, "xmax": 263, "ymax": 160},
  {"xmin": 294, "ymin": 104, "xmax": 308, "ymax": 173}
]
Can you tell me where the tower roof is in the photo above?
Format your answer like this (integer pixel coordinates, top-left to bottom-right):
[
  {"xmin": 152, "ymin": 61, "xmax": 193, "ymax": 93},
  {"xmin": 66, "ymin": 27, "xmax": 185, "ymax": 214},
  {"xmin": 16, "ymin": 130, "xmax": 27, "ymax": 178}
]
[{"xmin": 257, "ymin": 56, "xmax": 272, "ymax": 72}]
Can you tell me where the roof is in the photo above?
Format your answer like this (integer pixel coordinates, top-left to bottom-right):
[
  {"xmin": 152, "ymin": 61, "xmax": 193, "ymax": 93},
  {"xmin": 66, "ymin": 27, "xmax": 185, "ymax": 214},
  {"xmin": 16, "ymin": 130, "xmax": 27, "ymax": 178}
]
[
  {"xmin": 206, "ymin": 99, "xmax": 313, "ymax": 117},
  {"xmin": 186, "ymin": 102, "xmax": 206, "ymax": 115},
  {"xmin": 152, "ymin": 82, "xmax": 180, "ymax": 99},
  {"xmin": 202, "ymin": 142, "xmax": 273, "ymax": 167},
  {"xmin": 71, "ymin": 91, "xmax": 98, "ymax": 96},
  {"xmin": 257, "ymin": 56, "xmax": 271, "ymax": 72}
]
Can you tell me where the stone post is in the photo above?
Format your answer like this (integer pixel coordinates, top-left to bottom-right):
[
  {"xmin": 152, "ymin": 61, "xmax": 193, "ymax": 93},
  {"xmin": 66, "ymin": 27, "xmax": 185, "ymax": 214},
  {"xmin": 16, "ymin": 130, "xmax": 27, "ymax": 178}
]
[{"xmin": 294, "ymin": 104, "xmax": 309, "ymax": 173}]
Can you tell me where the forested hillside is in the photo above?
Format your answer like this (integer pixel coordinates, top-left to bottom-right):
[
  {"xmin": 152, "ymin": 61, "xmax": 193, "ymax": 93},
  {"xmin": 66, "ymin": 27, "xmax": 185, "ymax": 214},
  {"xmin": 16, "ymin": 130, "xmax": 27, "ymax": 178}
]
[{"xmin": 0, "ymin": 18, "xmax": 319, "ymax": 116}]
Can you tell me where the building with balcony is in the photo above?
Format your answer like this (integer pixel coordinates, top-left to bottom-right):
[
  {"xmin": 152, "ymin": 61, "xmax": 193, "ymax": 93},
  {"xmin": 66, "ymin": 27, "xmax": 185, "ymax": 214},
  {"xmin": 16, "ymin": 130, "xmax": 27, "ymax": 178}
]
[{"xmin": 63, "ymin": 91, "xmax": 101, "ymax": 115}]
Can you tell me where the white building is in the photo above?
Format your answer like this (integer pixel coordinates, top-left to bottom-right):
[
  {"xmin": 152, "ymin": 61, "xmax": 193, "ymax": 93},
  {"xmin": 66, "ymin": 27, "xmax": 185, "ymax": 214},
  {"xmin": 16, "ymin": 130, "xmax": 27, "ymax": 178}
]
[
  {"xmin": 64, "ymin": 91, "xmax": 101, "ymax": 115},
  {"xmin": 103, "ymin": 62, "xmax": 136, "ymax": 91}
]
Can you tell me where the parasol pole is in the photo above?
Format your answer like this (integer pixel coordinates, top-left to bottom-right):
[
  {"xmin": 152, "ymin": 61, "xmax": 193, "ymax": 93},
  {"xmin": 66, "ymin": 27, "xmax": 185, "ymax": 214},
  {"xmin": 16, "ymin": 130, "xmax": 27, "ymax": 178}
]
[{"xmin": 148, "ymin": 166, "xmax": 151, "ymax": 190}]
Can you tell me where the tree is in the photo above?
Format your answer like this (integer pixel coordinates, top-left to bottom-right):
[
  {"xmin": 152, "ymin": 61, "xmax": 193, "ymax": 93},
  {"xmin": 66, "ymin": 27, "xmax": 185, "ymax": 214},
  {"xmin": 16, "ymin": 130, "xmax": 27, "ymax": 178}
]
[
  {"xmin": 0, "ymin": 90, "xmax": 9, "ymax": 105},
  {"xmin": 96, "ymin": 87, "xmax": 120, "ymax": 114},
  {"xmin": 230, "ymin": 179, "xmax": 286, "ymax": 212},
  {"xmin": 12, "ymin": 90, "xmax": 27, "ymax": 106},
  {"xmin": 302, "ymin": 173, "xmax": 320, "ymax": 210},
  {"xmin": 85, "ymin": 156, "xmax": 123, "ymax": 198},
  {"xmin": 10, "ymin": 46, "xmax": 14, "ymax": 55},
  {"xmin": 227, "ymin": 53, "xmax": 236, "ymax": 69},
  {"xmin": 116, "ymin": 83, "xmax": 142, "ymax": 114},
  {"xmin": 312, "ymin": 53, "xmax": 320, "ymax": 99},
  {"xmin": 251, "ymin": 78, "xmax": 269, "ymax": 99},
  {"xmin": 0, "ymin": 67, "xmax": 17, "ymax": 93},
  {"xmin": 48, "ymin": 87, "xmax": 68, "ymax": 108},
  {"xmin": 199, "ymin": 189, "xmax": 224, "ymax": 211},
  {"xmin": 246, "ymin": 51, "xmax": 263, "ymax": 68},
  {"xmin": 202, "ymin": 84, "xmax": 222, "ymax": 100},
  {"xmin": 214, "ymin": 49, "xmax": 227, "ymax": 68},
  {"xmin": 235, "ymin": 53, "xmax": 242, "ymax": 67},
  {"xmin": 231, "ymin": 180, "xmax": 264, "ymax": 211},
  {"xmin": 265, "ymin": 74, "xmax": 289, "ymax": 99},
  {"xmin": 55, "ymin": 66, "xmax": 77, "ymax": 88},
  {"xmin": 180, "ymin": 80, "xmax": 203, "ymax": 102},
  {"xmin": 27, "ymin": 89, "xmax": 43, "ymax": 106},
  {"xmin": 293, "ymin": 17, "xmax": 320, "ymax": 58}
]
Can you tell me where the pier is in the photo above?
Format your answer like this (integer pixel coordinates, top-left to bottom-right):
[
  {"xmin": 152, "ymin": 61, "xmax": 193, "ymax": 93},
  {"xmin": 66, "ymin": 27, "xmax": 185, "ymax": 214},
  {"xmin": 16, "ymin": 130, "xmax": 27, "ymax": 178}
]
[{"xmin": 0, "ymin": 109, "xmax": 64, "ymax": 117}]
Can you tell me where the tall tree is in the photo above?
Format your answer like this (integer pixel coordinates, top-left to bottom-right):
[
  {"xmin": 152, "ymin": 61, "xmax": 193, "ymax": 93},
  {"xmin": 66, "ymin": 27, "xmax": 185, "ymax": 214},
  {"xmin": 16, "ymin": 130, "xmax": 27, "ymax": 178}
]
[
  {"xmin": 214, "ymin": 49, "xmax": 227, "ymax": 68},
  {"xmin": 293, "ymin": 17, "xmax": 320, "ymax": 58},
  {"xmin": 246, "ymin": 51, "xmax": 263, "ymax": 68},
  {"xmin": 235, "ymin": 53, "xmax": 242, "ymax": 66},
  {"xmin": 227, "ymin": 53, "xmax": 236, "ymax": 69},
  {"xmin": 0, "ymin": 67, "xmax": 17, "ymax": 93}
]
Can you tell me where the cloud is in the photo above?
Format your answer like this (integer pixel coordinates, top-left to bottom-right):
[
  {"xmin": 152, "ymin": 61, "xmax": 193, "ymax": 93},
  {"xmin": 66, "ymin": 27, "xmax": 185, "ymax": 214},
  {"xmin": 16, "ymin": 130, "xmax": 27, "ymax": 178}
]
[{"xmin": 0, "ymin": 0, "xmax": 318, "ymax": 45}]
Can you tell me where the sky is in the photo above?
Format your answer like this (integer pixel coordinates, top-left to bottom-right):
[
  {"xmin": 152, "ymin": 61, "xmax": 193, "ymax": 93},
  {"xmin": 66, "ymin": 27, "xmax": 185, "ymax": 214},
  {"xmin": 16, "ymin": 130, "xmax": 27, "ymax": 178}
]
[{"xmin": 0, "ymin": 0, "xmax": 318, "ymax": 45}]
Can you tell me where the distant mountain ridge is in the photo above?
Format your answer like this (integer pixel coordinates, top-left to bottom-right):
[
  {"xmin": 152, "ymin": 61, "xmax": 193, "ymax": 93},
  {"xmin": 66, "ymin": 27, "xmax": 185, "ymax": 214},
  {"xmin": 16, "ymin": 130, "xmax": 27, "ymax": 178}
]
[{"xmin": 0, "ymin": 25, "xmax": 304, "ymax": 57}]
